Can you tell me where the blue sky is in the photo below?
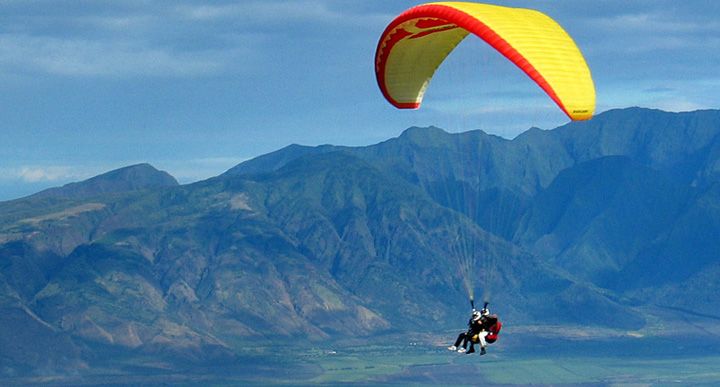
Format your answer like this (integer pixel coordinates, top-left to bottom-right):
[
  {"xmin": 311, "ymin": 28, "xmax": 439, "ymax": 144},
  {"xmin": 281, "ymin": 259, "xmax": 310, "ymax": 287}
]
[{"xmin": 1, "ymin": 0, "xmax": 719, "ymax": 200}]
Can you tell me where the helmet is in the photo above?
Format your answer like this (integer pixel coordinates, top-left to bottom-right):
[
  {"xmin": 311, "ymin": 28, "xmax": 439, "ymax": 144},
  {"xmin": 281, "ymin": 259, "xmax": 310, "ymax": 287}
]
[
  {"xmin": 481, "ymin": 308, "xmax": 490, "ymax": 316},
  {"xmin": 472, "ymin": 310, "xmax": 482, "ymax": 321}
]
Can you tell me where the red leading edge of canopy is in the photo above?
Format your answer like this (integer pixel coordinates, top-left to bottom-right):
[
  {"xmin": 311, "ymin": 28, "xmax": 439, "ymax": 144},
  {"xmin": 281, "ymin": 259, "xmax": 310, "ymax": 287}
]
[{"xmin": 375, "ymin": 4, "xmax": 571, "ymax": 119}]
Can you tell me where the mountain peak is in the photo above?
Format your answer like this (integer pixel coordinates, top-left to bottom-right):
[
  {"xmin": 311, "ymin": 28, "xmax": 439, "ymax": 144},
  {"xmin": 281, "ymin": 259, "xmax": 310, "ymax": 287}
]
[
  {"xmin": 223, "ymin": 143, "xmax": 341, "ymax": 177},
  {"xmin": 399, "ymin": 125, "xmax": 448, "ymax": 138},
  {"xmin": 394, "ymin": 126, "xmax": 455, "ymax": 148},
  {"xmin": 29, "ymin": 163, "xmax": 178, "ymax": 200}
]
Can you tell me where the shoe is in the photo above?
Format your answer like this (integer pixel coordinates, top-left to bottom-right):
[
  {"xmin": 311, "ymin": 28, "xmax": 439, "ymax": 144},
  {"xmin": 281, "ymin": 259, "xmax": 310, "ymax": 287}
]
[
  {"xmin": 467, "ymin": 348, "xmax": 475, "ymax": 354},
  {"xmin": 447, "ymin": 346, "xmax": 457, "ymax": 351},
  {"xmin": 457, "ymin": 348, "xmax": 467, "ymax": 353},
  {"xmin": 480, "ymin": 347, "xmax": 486, "ymax": 355}
]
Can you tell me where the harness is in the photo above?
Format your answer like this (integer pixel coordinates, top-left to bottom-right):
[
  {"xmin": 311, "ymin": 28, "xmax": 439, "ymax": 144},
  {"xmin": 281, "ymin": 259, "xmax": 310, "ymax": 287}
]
[{"xmin": 471, "ymin": 315, "xmax": 502, "ymax": 344}]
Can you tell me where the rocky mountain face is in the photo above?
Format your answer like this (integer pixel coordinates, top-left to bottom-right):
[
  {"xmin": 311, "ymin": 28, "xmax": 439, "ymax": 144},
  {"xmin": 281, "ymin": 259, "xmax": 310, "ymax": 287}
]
[
  {"xmin": 229, "ymin": 108, "xmax": 720, "ymax": 314},
  {"xmin": 1, "ymin": 108, "xmax": 719, "ymax": 375}
]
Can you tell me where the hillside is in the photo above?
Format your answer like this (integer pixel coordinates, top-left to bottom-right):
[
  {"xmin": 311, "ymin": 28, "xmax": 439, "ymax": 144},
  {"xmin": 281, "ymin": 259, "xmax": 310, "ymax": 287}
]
[
  {"xmin": 226, "ymin": 108, "xmax": 720, "ymax": 315},
  {"xmin": 1, "ymin": 108, "xmax": 719, "ymax": 377}
]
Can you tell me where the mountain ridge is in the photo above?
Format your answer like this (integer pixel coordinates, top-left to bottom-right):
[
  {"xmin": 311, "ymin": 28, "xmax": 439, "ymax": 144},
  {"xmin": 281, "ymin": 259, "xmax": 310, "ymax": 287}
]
[
  {"xmin": 15, "ymin": 163, "xmax": 179, "ymax": 203},
  {"xmin": 1, "ymin": 107, "xmax": 719, "ymax": 376}
]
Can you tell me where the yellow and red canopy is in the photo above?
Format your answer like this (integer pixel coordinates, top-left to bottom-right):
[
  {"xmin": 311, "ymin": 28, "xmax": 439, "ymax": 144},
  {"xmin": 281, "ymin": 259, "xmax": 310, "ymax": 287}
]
[{"xmin": 375, "ymin": 2, "xmax": 595, "ymax": 121}]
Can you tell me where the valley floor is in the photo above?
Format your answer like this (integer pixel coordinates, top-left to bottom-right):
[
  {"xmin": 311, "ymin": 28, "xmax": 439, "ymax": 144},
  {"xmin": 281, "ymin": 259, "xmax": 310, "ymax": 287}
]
[{"xmin": 4, "ymin": 327, "xmax": 720, "ymax": 386}]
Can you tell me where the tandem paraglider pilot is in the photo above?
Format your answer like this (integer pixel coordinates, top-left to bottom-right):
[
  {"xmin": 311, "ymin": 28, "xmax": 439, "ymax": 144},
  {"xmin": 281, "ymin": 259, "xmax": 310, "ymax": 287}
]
[{"xmin": 448, "ymin": 303, "xmax": 502, "ymax": 355}]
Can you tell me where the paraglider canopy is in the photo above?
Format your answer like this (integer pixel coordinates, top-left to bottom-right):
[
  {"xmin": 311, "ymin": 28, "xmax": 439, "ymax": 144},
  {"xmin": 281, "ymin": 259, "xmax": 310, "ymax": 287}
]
[{"xmin": 375, "ymin": 2, "xmax": 595, "ymax": 121}]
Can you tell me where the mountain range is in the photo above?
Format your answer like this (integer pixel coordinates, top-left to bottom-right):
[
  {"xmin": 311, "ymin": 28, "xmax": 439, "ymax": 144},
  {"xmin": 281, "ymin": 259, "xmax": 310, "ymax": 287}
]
[{"xmin": 1, "ymin": 107, "xmax": 719, "ymax": 376}]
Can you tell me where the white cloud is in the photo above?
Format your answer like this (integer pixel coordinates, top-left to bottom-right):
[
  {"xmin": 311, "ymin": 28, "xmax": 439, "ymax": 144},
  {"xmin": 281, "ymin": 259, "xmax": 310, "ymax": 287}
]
[
  {"xmin": 175, "ymin": 1, "xmax": 331, "ymax": 21},
  {"xmin": 174, "ymin": 1, "xmax": 388, "ymax": 26},
  {"xmin": 598, "ymin": 76, "xmax": 720, "ymax": 114},
  {"xmin": 18, "ymin": 166, "xmax": 72, "ymax": 182},
  {"xmin": 173, "ymin": 5, "xmax": 228, "ymax": 21},
  {"xmin": 0, "ymin": 1, "xmax": 389, "ymax": 80},
  {"xmin": 85, "ymin": 14, "xmax": 158, "ymax": 31},
  {"xmin": 584, "ymin": 9, "xmax": 720, "ymax": 55},
  {"xmin": 0, "ymin": 156, "xmax": 249, "ymax": 190},
  {"xmin": 652, "ymin": 100, "xmax": 707, "ymax": 113},
  {"xmin": 0, "ymin": 165, "xmax": 91, "ymax": 183},
  {"xmin": 155, "ymin": 156, "xmax": 248, "ymax": 183},
  {"xmin": 0, "ymin": 34, "xmax": 251, "ymax": 77},
  {"xmin": 593, "ymin": 11, "xmax": 720, "ymax": 34}
]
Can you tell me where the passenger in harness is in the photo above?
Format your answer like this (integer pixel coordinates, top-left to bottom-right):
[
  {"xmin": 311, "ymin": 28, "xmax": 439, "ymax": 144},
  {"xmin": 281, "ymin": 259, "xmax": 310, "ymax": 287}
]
[{"xmin": 448, "ymin": 302, "xmax": 502, "ymax": 355}]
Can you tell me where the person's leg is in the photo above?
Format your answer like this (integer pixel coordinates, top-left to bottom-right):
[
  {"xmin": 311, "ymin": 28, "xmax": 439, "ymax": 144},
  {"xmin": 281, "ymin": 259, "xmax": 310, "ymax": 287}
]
[
  {"xmin": 478, "ymin": 332, "xmax": 488, "ymax": 355},
  {"xmin": 454, "ymin": 332, "xmax": 465, "ymax": 347},
  {"xmin": 449, "ymin": 332, "xmax": 465, "ymax": 350}
]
